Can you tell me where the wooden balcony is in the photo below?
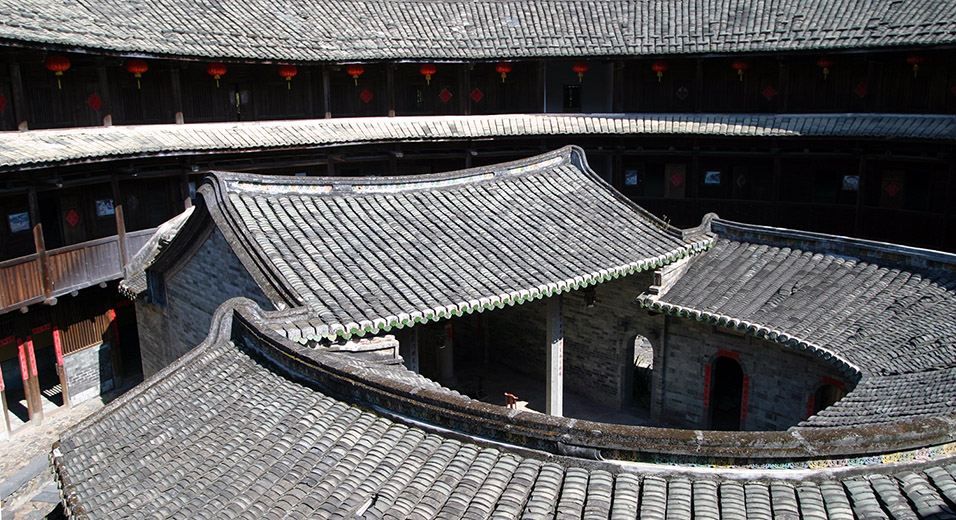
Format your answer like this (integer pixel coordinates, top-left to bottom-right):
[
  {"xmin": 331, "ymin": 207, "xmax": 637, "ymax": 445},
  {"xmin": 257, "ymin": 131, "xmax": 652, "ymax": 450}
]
[{"xmin": 0, "ymin": 228, "xmax": 155, "ymax": 314}]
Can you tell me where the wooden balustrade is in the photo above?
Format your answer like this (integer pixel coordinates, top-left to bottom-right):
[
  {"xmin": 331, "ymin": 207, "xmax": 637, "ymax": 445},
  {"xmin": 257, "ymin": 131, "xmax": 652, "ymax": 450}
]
[{"xmin": 0, "ymin": 227, "xmax": 156, "ymax": 314}]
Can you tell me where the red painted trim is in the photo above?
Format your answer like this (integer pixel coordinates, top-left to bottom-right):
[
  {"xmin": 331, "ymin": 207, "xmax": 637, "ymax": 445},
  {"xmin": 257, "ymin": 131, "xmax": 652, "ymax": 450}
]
[
  {"xmin": 31, "ymin": 323, "xmax": 51, "ymax": 334},
  {"xmin": 806, "ymin": 395, "xmax": 815, "ymax": 418},
  {"xmin": 53, "ymin": 327, "xmax": 64, "ymax": 366},
  {"xmin": 716, "ymin": 349, "xmax": 740, "ymax": 360},
  {"xmin": 703, "ymin": 364, "xmax": 712, "ymax": 409},
  {"xmin": 17, "ymin": 339, "xmax": 29, "ymax": 381},
  {"xmin": 26, "ymin": 336, "xmax": 38, "ymax": 377},
  {"xmin": 821, "ymin": 376, "xmax": 845, "ymax": 389},
  {"xmin": 109, "ymin": 309, "xmax": 117, "ymax": 321},
  {"xmin": 740, "ymin": 375, "xmax": 751, "ymax": 421},
  {"xmin": 0, "ymin": 335, "xmax": 14, "ymax": 347}
]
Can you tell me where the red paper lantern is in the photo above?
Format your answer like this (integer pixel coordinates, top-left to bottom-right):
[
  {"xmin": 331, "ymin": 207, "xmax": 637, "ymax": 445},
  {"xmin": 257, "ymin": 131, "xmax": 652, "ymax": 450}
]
[
  {"xmin": 651, "ymin": 60, "xmax": 668, "ymax": 82},
  {"xmin": 906, "ymin": 54, "xmax": 926, "ymax": 78},
  {"xmin": 816, "ymin": 57, "xmax": 835, "ymax": 79},
  {"xmin": 206, "ymin": 62, "xmax": 227, "ymax": 87},
  {"xmin": 345, "ymin": 64, "xmax": 364, "ymax": 86},
  {"xmin": 45, "ymin": 55, "xmax": 71, "ymax": 90},
  {"xmin": 572, "ymin": 61, "xmax": 589, "ymax": 82},
  {"xmin": 495, "ymin": 62, "xmax": 513, "ymax": 83},
  {"xmin": 419, "ymin": 64, "xmax": 437, "ymax": 85},
  {"xmin": 279, "ymin": 65, "xmax": 298, "ymax": 90},
  {"xmin": 731, "ymin": 59, "xmax": 750, "ymax": 81},
  {"xmin": 125, "ymin": 58, "xmax": 148, "ymax": 89}
]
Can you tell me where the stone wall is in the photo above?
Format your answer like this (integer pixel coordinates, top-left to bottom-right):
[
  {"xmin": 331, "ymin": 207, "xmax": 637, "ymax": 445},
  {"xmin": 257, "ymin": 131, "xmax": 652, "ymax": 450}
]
[
  {"xmin": 138, "ymin": 227, "xmax": 273, "ymax": 376},
  {"xmin": 656, "ymin": 317, "xmax": 852, "ymax": 431},
  {"xmin": 487, "ymin": 272, "xmax": 660, "ymax": 409},
  {"xmin": 64, "ymin": 342, "xmax": 113, "ymax": 405}
]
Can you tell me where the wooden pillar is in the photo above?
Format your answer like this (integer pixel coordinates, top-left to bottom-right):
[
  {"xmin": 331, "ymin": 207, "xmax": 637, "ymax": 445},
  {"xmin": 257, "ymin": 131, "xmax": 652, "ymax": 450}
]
[
  {"xmin": 459, "ymin": 63, "xmax": 469, "ymax": 115},
  {"xmin": 16, "ymin": 338, "xmax": 34, "ymax": 423},
  {"xmin": 407, "ymin": 327, "xmax": 419, "ymax": 373},
  {"xmin": 304, "ymin": 69, "xmax": 315, "ymax": 118},
  {"xmin": 694, "ymin": 59, "xmax": 704, "ymax": 113},
  {"xmin": 96, "ymin": 62, "xmax": 113, "ymax": 127},
  {"xmin": 854, "ymin": 156, "xmax": 867, "ymax": 238},
  {"xmin": 546, "ymin": 295, "xmax": 564, "ymax": 417},
  {"xmin": 439, "ymin": 320, "xmax": 456, "ymax": 386},
  {"xmin": 180, "ymin": 169, "xmax": 192, "ymax": 210},
  {"xmin": 23, "ymin": 336, "xmax": 42, "ymax": 423},
  {"xmin": 28, "ymin": 187, "xmax": 52, "ymax": 300},
  {"xmin": 170, "ymin": 67, "xmax": 184, "ymax": 124},
  {"xmin": 109, "ymin": 308, "xmax": 124, "ymax": 387},
  {"xmin": 865, "ymin": 58, "xmax": 879, "ymax": 113},
  {"xmin": 772, "ymin": 151, "xmax": 782, "ymax": 225},
  {"xmin": 9, "ymin": 61, "xmax": 28, "ymax": 130},
  {"xmin": 538, "ymin": 61, "xmax": 547, "ymax": 113},
  {"xmin": 612, "ymin": 60, "xmax": 625, "ymax": 113},
  {"xmin": 777, "ymin": 58, "xmax": 790, "ymax": 113},
  {"xmin": 111, "ymin": 176, "xmax": 128, "ymax": 265},
  {"xmin": 1, "ymin": 381, "xmax": 10, "ymax": 436},
  {"xmin": 322, "ymin": 66, "xmax": 332, "ymax": 119},
  {"xmin": 52, "ymin": 326, "xmax": 69, "ymax": 407},
  {"xmin": 386, "ymin": 64, "xmax": 396, "ymax": 117},
  {"xmin": 940, "ymin": 147, "xmax": 955, "ymax": 248}
]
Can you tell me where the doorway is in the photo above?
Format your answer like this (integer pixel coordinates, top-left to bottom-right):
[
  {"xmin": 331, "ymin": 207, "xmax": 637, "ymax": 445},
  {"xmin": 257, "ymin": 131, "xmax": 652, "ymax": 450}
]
[{"xmin": 709, "ymin": 356, "xmax": 743, "ymax": 430}]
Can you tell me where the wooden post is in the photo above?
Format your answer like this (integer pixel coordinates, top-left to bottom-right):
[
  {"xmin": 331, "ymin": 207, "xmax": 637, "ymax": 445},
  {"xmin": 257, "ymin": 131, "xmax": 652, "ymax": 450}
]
[
  {"xmin": 612, "ymin": 60, "xmax": 625, "ymax": 113},
  {"xmin": 304, "ymin": 68, "xmax": 315, "ymax": 118},
  {"xmin": 407, "ymin": 327, "xmax": 419, "ymax": 373},
  {"xmin": 1, "ymin": 385, "xmax": 10, "ymax": 436},
  {"xmin": 694, "ymin": 59, "xmax": 704, "ymax": 113},
  {"xmin": 854, "ymin": 156, "xmax": 867, "ymax": 237},
  {"xmin": 170, "ymin": 67, "xmax": 184, "ymax": 124},
  {"xmin": 537, "ymin": 61, "xmax": 547, "ymax": 113},
  {"xmin": 52, "ymin": 326, "xmax": 69, "ymax": 407},
  {"xmin": 109, "ymin": 308, "xmax": 124, "ymax": 387},
  {"xmin": 546, "ymin": 295, "xmax": 564, "ymax": 417},
  {"xmin": 386, "ymin": 64, "xmax": 396, "ymax": 117},
  {"xmin": 940, "ymin": 147, "xmax": 955, "ymax": 248},
  {"xmin": 96, "ymin": 62, "xmax": 113, "ymax": 127},
  {"xmin": 8, "ymin": 60, "xmax": 28, "ymax": 130},
  {"xmin": 772, "ymin": 151, "xmax": 782, "ymax": 225},
  {"xmin": 27, "ymin": 187, "xmax": 52, "ymax": 300},
  {"xmin": 322, "ymin": 66, "xmax": 332, "ymax": 119},
  {"xmin": 181, "ymin": 169, "xmax": 192, "ymax": 210},
  {"xmin": 24, "ymin": 336, "xmax": 42, "ymax": 423},
  {"xmin": 777, "ymin": 57, "xmax": 790, "ymax": 113},
  {"xmin": 17, "ymin": 338, "xmax": 34, "ymax": 423},
  {"xmin": 439, "ymin": 320, "xmax": 456, "ymax": 386},
  {"xmin": 111, "ymin": 176, "xmax": 128, "ymax": 265},
  {"xmin": 459, "ymin": 63, "xmax": 469, "ymax": 115}
]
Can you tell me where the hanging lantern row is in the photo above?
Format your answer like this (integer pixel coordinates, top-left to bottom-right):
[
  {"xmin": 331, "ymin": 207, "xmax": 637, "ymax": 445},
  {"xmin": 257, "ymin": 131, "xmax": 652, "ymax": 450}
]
[
  {"xmin": 907, "ymin": 54, "xmax": 925, "ymax": 78},
  {"xmin": 420, "ymin": 64, "xmax": 437, "ymax": 85},
  {"xmin": 651, "ymin": 60, "xmax": 668, "ymax": 82},
  {"xmin": 731, "ymin": 59, "xmax": 749, "ymax": 81},
  {"xmin": 44, "ymin": 55, "xmax": 71, "ymax": 89},
  {"xmin": 816, "ymin": 57, "xmax": 835, "ymax": 79},
  {"xmin": 572, "ymin": 61, "xmax": 589, "ymax": 82},
  {"xmin": 496, "ymin": 62, "xmax": 512, "ymax": 83},
  {"xmin": 125, "ymin": 58, "xmax": 149, "ymax": 89}
]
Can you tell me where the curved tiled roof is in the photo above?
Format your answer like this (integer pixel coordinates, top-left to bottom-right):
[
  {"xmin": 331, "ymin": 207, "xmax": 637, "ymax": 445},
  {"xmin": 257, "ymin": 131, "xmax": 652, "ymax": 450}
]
[
  {"xmin": 3, "ymin": 114, "xmax": 954, "ymax": 170},
  {"xmin": 641, "ymin": 218, "xmax": 956, "ymax": 427},
  {"xmin": 51, "ymin": 298, "xmax": 956, "ymax": 519},
  {"xmin": 4, "ymin": 0, "xmax": 956, "ymax": 60},
  {"xmin": 194, "ymin": 146, "xmax": 707, "ymax": 339}
]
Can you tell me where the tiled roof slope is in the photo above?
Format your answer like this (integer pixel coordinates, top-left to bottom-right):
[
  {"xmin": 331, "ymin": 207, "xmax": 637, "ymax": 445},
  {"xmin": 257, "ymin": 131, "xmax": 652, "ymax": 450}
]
[
  {"xmin": 200, "ymin": 146, "xmax": 708, "ymax": 339},
  {"xmin": 642, "ymin": 218, "xmax": 956, "ymax": 427},
  {"xmin": 4, "ymin": 114, "xmax": 955, "ymax": 170},
  {"xmin": 4, "ymin": 0, "xmax": 956, "ymax": 60},
  {"xmin": 52, "ymin": 299, "xmax": 956, "ymax": 519}
]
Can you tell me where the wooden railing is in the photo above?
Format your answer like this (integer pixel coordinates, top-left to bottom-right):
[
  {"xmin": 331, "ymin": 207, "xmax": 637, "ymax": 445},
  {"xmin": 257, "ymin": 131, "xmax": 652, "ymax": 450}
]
[{"xmin": 0, "ymin": 228, "xmax": 156, "ymax": 313}]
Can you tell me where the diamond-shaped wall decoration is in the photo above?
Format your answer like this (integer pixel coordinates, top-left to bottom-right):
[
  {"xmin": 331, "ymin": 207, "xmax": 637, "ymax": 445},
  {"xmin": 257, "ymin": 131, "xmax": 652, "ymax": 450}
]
[
  {"xmin": 670, "ymin": 173, "xmax": 684, "ymax": 187},
  {"xmin": 65, "ymin": 209, "xmax": 80, "ymax": 227},
  {"xmin": 359, "ymin": 89, "xmax": 373, "ymax": 104},
  {"xmin": 87, "ymin": 94, "xmax": 102, "ymax": 111},
  {"xmin": 0, "ymin": 93, "xmax": 7, "ymax": 113},
  {"xmin": 675, "ymin": 86, "xmax": 689, "ymax": 101},
  {"xmin": 438, "ymin": 88, "xmax": 453, "ymax": 104},
  {"xmin": 761, "ymin": 85, "xmax": 777, "ymax": 100},
  {"xmin": 854, "ymin": 82, "xmax": 868, "ymax": 98},
  {"xmin": 470, "ymin": 88, "xmax": 484, "ymax": 103},
  {"xmin": 884, "ymin": 181, "xmax": 901, "ymax": 197}
]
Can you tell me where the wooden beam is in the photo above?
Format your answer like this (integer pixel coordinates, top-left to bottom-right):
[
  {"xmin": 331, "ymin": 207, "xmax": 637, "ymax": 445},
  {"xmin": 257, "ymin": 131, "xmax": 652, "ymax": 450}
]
[
  {"xmin": 96, "ymin": 62, "xmax": 113, "ymax": 127},
  {"xmin": 170, "ymin": 67, "xmax": 184, "ymax": 124},
  {"xmin": 8, "ymin": 60, "xmax": 28, "ymax": 130},
  {"xmin": 181, "ymin": 169, "xmax": 192, "ymax": 210},
  {"xmin": 386, "ymin": 64, "xmax": 396, "ymax": 117},
  {"xmin": 111, "ymin": 176, "xmax": 128, "ymax": 265},
  {"xmin": 27, "ymin": 187, "xmax": 51, "ymax": 300}
]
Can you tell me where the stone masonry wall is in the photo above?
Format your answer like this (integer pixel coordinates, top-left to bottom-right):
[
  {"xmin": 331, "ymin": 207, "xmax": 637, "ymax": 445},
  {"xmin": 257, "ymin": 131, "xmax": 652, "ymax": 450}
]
[
  {"xmin": 488, "ymin": 272, "xmax": 661, "ymax": 409},
  {"xmin": 658, "ymin": 317, "xmax": 851, "ymax": 431},
  {"xmin": 64, "ymin": 342, "xmax": 113, "ymax": 405},
  {"xmin": 139, "ymin": 227, "xmax": 273, "ymax": 377}
]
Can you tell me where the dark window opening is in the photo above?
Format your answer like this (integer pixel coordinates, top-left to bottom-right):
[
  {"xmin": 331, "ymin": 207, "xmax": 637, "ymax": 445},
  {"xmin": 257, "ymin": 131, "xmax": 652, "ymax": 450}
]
[
  {"xmin": 813, "ymin": 384, "xmax": 846, "ymax": 414},
  {"xmin": 709, "ymin": 356, "xmax": 743, "ymax": 431},
  {"xmin": 563, "ymin": 85, "xmax": 581, "ymax": 112}
]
